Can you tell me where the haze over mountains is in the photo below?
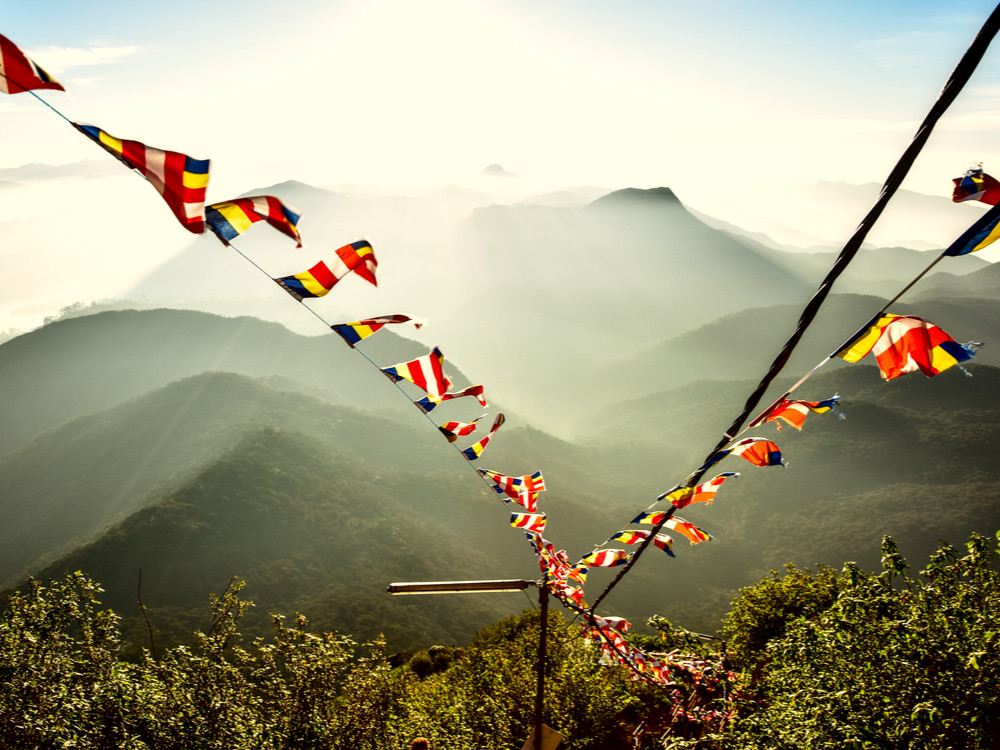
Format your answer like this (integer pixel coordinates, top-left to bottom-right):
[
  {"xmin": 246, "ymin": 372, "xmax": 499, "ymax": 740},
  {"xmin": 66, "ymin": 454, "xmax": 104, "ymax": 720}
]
[
  {"xmin": 3, "ymin": 173, "xmax": 999, "ymax": 650},
  {"xmin": 119, "ymin": 179, "xmax": 989, "ymax": 426}
]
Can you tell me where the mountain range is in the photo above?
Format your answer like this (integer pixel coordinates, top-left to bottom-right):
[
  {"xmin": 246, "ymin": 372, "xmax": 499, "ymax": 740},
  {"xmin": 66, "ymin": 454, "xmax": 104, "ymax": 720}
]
[
  {"xmin": 119, "ymin": 183, "xmax": 989, "ymax": 428},
  {"xmin": 3, "ymin": 182, "xmax": 999, "ymax": 651}
]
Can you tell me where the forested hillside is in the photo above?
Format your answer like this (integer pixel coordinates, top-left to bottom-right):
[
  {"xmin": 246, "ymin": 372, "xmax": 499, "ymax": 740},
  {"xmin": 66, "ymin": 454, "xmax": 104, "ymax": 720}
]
[{"xmin": 4, "ymin": 296, "xmax": 999, "ymax": 649}]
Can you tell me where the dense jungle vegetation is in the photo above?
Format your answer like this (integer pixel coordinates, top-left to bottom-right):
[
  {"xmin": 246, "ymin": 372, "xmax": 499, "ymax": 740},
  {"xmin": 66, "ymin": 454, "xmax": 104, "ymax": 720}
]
[{"xmin": 2, "ymin": 531, "xmax": 998, "ymax": 749}]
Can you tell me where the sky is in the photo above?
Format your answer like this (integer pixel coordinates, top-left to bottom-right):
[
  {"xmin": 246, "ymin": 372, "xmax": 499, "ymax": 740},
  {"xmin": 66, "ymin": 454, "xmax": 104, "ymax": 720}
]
[
  {"xmin": 5, "ymin": 0, "xmax": 1000, "ymax": 194},
  {"xmin": 3, "ymin": 0, "xmax": 1000, "ymax": 332}
]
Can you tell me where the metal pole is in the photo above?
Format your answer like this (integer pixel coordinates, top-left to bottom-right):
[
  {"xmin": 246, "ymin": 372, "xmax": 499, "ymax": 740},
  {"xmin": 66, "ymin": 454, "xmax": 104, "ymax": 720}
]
[
  {"xmin": 386, "ymin": 579, "xmax": 548, "ymax": 747},
  {"xmin": 533, "ymin": 584, "xmax": 548, "ymax": 750}
]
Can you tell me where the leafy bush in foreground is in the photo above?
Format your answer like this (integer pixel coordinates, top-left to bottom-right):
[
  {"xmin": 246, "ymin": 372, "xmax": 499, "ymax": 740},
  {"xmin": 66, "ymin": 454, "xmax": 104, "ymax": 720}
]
[
  {"xmin": 4, "ymin": 531, "xmax": 999, "ymax": 749},
  {"xmin": 708, "ymin": 532, "xmax": 1000, "ymax": 750}
]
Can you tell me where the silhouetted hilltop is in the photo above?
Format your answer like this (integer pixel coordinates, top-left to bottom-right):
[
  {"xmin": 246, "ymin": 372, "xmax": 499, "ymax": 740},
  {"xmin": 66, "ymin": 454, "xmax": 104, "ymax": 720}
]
[
  {"xmin": 0, "ymin": 308, "xmax": 437, "ymax": 457},
  {"xmin": 586, "ymin": 186, "xmax": 684, "ymax": 209}
]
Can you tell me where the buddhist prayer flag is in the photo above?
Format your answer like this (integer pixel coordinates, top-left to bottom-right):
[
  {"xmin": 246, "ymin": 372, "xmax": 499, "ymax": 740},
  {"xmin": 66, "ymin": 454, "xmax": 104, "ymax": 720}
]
[
  {"xmin": 944, "ymin": 202, "xmax": 1000, "ymax": 256},
  {"xmin": 72, "ymin": 123, "xmax": 210, "ymax": 233},
  {"xmin": 762, "ymin": 395, "xmax": 842, "ymax": 431},
  {"xmin": 414, "ymin": 384, "xmax": 487, "ymax": 413},
  {"xmin": 610, "ymin": 529, "xmax": 675, "ymax": 557},
  {"xmin": 495, "ymin": 488, "xmax": 538, "ymax": 512},
  {"xmin": 658, "ymin": 473, "xmax": 740, "ymax": 508},
  {"xmin": 0, "ymin": 33, "xmax": 64, "ymax": 94},
  {"xmin": 330, "ymin": 314, "xmax": 423, "ymax": 348},
  {"xmin": 438, "ymin": 415, "xmax": 484, "ymax": 443},
  {"xmin": 595, "ymin": 615, "xmax": 632, "ymax": 634},
  {"xmin": 663, "ymin": 517, "xmax": 712, "ymax": 544},
  {"xmin": 872, "ymin": 317, "xmax": 977, "ymax": 380},
  {"xmin": 511, "ymin": 512, "xmax": 546, "ymax": 534},
  {"xmin": 555, "ymin": 583, "xmax": 587, "ymax": 607},
  {"xmin": 275, "ymin": 240, "xmax": 377, "ymax": 300},
  {"xmin": 581, "ymin": 548, "xmax": 631, "ymax": 568},
  {"xmin": 837, "ymin": 314, "xmax": 903, "ymax": 363},
  {"xmin": 206, "ymin": 196, "xmax": 302, "ymax": 247},
  {"xmin": 652, "ymin": 535, "xmax": 676, "ymax": 555},
  {"xmin": 381, "ymin": 347, "xmax": 452, "ymax": 396},
  {"xmin": 691, "ymin": 472, "xmax": 739, "ymax": 505},
  {"xmin": 838, "ymin": 314, "xmax": 977, "ymax": 380},
  {"xmin": 611, "ymin": 529, "xmax": 651, "ymax": 545},
  {"xmin": 632, "ymin": 509, "xmax": 669, "ymax": 526},
  {"xmin": 729, "ymin": 437, "xmax": 784, "ymax": 467},
  {"xmin": 656, "ymin": 486, "xmax": 693, "ymax": 507},
  {"xmin": 461, "ymin": 413, "xmax": 505, "ymax": 460},
  {"xmin": 952, "ymin": 167, "xmax": 1000, "ymax": 205}
]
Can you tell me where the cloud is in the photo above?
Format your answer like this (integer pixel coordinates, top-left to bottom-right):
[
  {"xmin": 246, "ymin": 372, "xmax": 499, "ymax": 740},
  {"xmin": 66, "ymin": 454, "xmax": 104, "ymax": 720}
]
[{"xmin": 26, "ymin": 44, "xmax": 141, "ymax": 75}]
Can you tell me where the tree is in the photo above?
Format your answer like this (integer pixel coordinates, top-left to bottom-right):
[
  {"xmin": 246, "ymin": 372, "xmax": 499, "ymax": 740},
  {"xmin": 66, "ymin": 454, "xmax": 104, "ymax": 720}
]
[{"xmin": 720, "ymin": 532, "xmax": 1000, "ymax": 749}]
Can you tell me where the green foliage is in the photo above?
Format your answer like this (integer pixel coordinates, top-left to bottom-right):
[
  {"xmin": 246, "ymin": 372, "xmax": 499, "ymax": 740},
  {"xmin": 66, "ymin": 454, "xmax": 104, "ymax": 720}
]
[
  {"xmin": 719, "ymin": 532, "xmax": 1000, "ymax": 749},
  {"xmin": 0, "ymin": 572, "xmax": 677, "ymax": 749},
  {"xmin": 7, "ymin": 532, "xmax": 1000, "ymax": 749},
  {"xmin": 396, "ymin": 608, "xmax": 642, "ymax": 749},
  {"xmin": 0, "ymin": 573, "xmax": 407, "ymax": 749},
  {"xmin": 720, "ymin": 563, "xmax": 842, "ymax": 671},
  {"xmin": 0, "ymin": 571, "xmax": 134, "ymax": 748}
]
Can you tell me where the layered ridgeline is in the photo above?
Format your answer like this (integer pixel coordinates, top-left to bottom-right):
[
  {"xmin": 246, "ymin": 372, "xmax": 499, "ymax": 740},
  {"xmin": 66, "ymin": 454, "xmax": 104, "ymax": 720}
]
[
  {"xmin": 3, "ymin": 296, "xmax": 1000, "ymax": 647},
  {"xmin": 122, "ymin": 185, "xmax": 990, "ymax": 432},
  {"xmin": 0, "ymin": 308, "xmax": 436, "ymax": 457}
]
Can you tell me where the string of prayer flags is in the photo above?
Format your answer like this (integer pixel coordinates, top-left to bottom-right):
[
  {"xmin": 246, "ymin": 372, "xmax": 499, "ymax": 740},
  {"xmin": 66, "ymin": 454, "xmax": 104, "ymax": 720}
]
[
  {"xmin": 527, "ymin": 536, "xmax": 587, "ymax": 607},
  {"xmin": 581, "ymin": 548, "xmax": 632, "ymax": 568},
  {"xmin": 586, "ymin": 621, "xmax": 658, "ymax": 681},
  {"xmin": 534, "ymin": 537, "xmax": 574, "ymax": 587},
  {"xmin": 477, "ymin": 469, "xmax": 546, "ymax": 509},
  {"xmin": 610, "ymin": 529, "xmax": 675, "ymax": 556},
  {"xmin": 477, "ymin": 469, "xmax": 546, "ymax": 497},
  {"xmin": 837, "ymin": 313, "xmax": 979, "ymax": 380},
  {"xmin": 586, "ymin": 620, "xmax": 630, "ymax": 663},
  {"xmin": 461, "ymin": 413, "xmax": 505, "ymax": 460},
  {"xmin": 381, "ymin": 347, "xmax": 452, "ymax": 396},
  {"xmin": 0, "ymin": 33, "xmax": 64, "ymax": 94},
  {"xmin": 511, "ymin": 511, "xmax": 546, "ymax": 534},
  {"xmin": 72, "ymin": 123, "xmax": 210, "ymax": 233},
  {"xmin": 330, "ymin": 314, "xmax": 423, "ymax": 348},
  {"xmin": 656, "ymin": 472, "xmax": 740, "ymax": 508},
  {"xmin": 761, "ymin": 395, "xmax": 843, "ymax": 431},
  {"xmin": 438, "ymin": 415, "xmax": 484, "ymax": 443},
  {"xmin": 952, "ymin": 166, "xmax": 1000, "ymax": 205},
  {"xmin": 414, "ymin": 384, "xmax": 488, "ymax": 413},
  {"xmin": 206, "ymin": 196, "xmax": 302, "ymax": 247},
  {"xmin": 275, "ymin": 240, "xmax": 377, "ymax": 300}
]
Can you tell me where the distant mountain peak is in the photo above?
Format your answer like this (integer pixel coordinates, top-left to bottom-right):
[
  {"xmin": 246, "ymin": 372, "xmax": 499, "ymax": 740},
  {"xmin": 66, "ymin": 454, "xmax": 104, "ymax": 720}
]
[
  {"xmin": 480, "ymin": 163, "xmax": 518, "ymax": 178},
  {"xmin": 586, "ymin": 186, "xmax": 682, "ymax": 208}
]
